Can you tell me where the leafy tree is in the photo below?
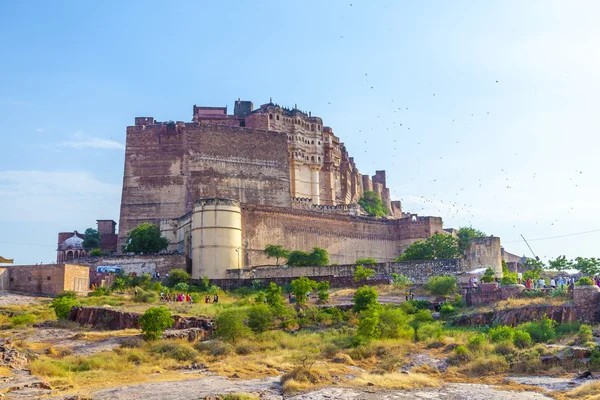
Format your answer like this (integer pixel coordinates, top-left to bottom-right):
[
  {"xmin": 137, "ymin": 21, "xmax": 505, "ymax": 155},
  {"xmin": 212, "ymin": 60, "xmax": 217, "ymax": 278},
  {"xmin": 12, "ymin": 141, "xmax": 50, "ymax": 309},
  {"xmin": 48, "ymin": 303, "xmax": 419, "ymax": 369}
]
[
  {"xmin": 353, "ymin": 285, "xmax": 379, "ymax": 313},
  {"xmin": 355, "ymin": 257, "xmax": 377, "ymax": 265},
  {"xmin": 139, "ymin": 306, "xmax": 173, "ymax": 341},
  {"xmin": 548, "ymin": 255, "xmax": 572, "ymax": 272},
  {"xmin": 456, "ymin": 226, "xmax": 486, "ymax": 255},
  {"xmin": 82, "ymin": 228, "xmax": 102, "ymax": 251},
  {"xmin": 51, "ymin": 296, "xmax": 77, "ymax": 320},
  {"xmin": 356, "ymin": 306, "xmax": 380, "ymax": 344},
  {"xmin": 89, "ymin": 248, "xmax": 103, "ymax": 257},
  {"xmin": 353, "ymin": 265, "xmax": 375, "ymax": 282},
  {"xmin": 425, "ymin": 276, "xmax": 457, "ymax": 296},
  {"xmin": 316, "ymin": 281, "xmax": 330, "ymax": 303},
  {"xmin": 576, "ymin": 276, "xmax": 595, "ymax": 286},
  {"xmin": 522, "ymin": 258, "xmax": 545, "ymax": 281},
  {"xmin": 358, "ymin": 191, "xmax": 389, "ymax": 217},
  {"xmin": 264, "ymin": 244, "xmax": 290, "ymax": 266},
  {"xmin": 173, "ymin": 282, "xmax": 189, "ymax": 292},
  {"xmin": 308, "ymin": 247, "xmax": 329, "ymax": 266},
  {"xmin": 122, "ymin": 223, "xmax": 169, "ymax": 254},
  {"xmin": 480, "ymin": 267, "xmax": 496, "ymax": 283},
  {"xmin": 572, "ymin": 257, "xmax": 600, "ymax": 275},
  {"xmin": 290, "ymin": 277, "xmax": 317, "ymax": 306},
  {"xmin": 247, "ymin": 304, "xmax": 272, "ymax": 333},
  {"xmin": 166, "ymin": 269, "xmax": 191, "ymax": 287},
  {"xmin": 378, "ymin": 306, "xmax": 410, "ymax": 339},
  {"xmin": 111, "ymin": 277, "xmax": 126, "ymax": 293},
  {"xmin": 396, "ymin": 233, "xmax": 459, "ymax": 261},
  {"xmin": 409, "ymin": 309, "xmax": 434, "ymax": 342},
  {"xmin": 287, "ymin": 250, "xmax": 311, "ymax": 267},
  {"xmin": 265, "ymin": 282, "xmax": 285, "ymax": 309},
  {"xmin": 215, "ymin": 309, "xmax": 250, "ymax": 342}
]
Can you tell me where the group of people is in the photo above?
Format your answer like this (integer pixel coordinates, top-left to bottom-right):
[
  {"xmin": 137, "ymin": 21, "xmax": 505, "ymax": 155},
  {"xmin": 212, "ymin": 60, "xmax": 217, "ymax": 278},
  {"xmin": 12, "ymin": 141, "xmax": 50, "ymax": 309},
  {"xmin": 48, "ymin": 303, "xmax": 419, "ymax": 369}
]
[
  {"xmin": 404, "ymin": 290, "xmax": 415, "ymax": 301},
  {"xmin": 204, "ymin": 294, "xmax": 219, "ymax": 303},
  {"xmin": 524, "ymin": 276, "xmax": 578, "ymax": 290},
  {"xmin": 160, "ymin": 292, "xmax": 192, "ymax": 302}
]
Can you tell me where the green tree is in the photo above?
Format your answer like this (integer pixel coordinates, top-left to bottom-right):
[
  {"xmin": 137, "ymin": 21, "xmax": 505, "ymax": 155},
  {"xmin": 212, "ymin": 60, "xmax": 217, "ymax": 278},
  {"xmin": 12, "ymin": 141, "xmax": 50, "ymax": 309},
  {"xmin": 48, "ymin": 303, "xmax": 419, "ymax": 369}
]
[
  {"xmin": 166, "ymin": 268, "xmax": 191, "ymax": 287},
  {"xmin": 547, "ymin": 255, "xmax": 572, "ymax": 272},
  {"xmin": 247, "ymin": 304, "xmax": 272, "ymax": 333},
  {"xmin": 409, "ymin": 309, "xmax": 434, "ymax": 342},
  {"xmin": 353, "ymin": 265, "xmax": 375, "ymax": 282},
  {"xmin": 51, "ymin": 296, "xmax": 77, "ymax": 320},
  {"xmin": 111, "ymin": 277, "xmax": 126, "ymax": 293},
  {"xmin": 82, "ymin": 228, "xmax": 102, "ymax": 252},
  {"xmin": 287, "ymin": 250, "xmax": 312, "ymax": 267},
  {"xmin": 572, "ymin": 257, "xmax": 600, "ymax": 275},
  {"xmin": 522, "ymin": 258, "xmax": 545, "ymax": 281},
  {"xmin": 353, "ymin": 285, "xmax": 379, "ymax": 313},
  {"xmin": 89, "ymin": 248, "xmax": 103, "ymax": 257},
  {"xmin": 215, "ymin": 309, "xmax": 250, "ymax": 342},
  {"xmin": 308, "ymin": 247, "xmax": 329, "ymax": 266},
  {"xmin": 456, "ymin": 226, "xmax": 486, "ymax": 255},
  {"xmin": 358, "ymin": 191, "xmax": 389, "ymax": 217},
  {"xmin": 480, "ymin": 267, "xmax": 496, "ymax": 283},
  {"xmin": 139, "ymin": 306, "xmax": 174, "ymax": 341},
  {"xmin": 396, "ymin": 233, "xmax": 459, "ymax": 261},
  {"xmin": 264, "ymin": 244, "xmax": 290, "ymax": 266},
  {"xmin": 122, "ymin": 223, "xmax": 169, "ymax": 254},
  {"xmin": 425, "ymin": 276, "xmax": 458, "ymax": 296},
  {"xmin": 290, "ymin": 277, "xmax": 317, "ymax": 306},
  {"xmin": 265, "ymin": 282, "xmax": 284, "ymax": 308},
  {"xmin": 316, "ymin": 281, "xmax": 330, "ymax": 303},
  {"xmin": 356, "ymin": 306, "xmax": 380, "ymax": 344},
  {"xmin": 355, "ymin": 257, "xmax": 377, "ymax": 265}
]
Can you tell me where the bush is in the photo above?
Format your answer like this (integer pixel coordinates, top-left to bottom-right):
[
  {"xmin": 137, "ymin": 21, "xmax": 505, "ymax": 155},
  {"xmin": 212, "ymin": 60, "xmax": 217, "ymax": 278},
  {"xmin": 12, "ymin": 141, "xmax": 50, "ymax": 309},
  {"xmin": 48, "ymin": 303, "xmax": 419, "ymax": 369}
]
[
  {"xmin": 489, "ymin": 326, "xmax": 515, "ymax": 343},
  {"xmin": 195, "ymin": 340, "xmax": 233, "ymax": 357},
  {"xmin": 416, "ymin": 322, "xmax": 443, "ymax": 342},
  {"xmin": 391, "ymin": 273, "xmax": 411, "ymax": 288},
  {"xmin": 11, "ymin": 313, "xmax": 36, "ymax": 327},
  {"xmin": 590, "ymin": 347, "xmax": 600, "ymax": 369},
  {"xmin": 576, "ymin": 277, "xmax": 595, "ymax": 286},
  {"xmin": 467, "ymin": 333, "xmax": 487, "ymax": 352},
  {"xmin": 425, "ymin": 276, "xmax": 457, "ymax": 296},
  {"xmin": 355, "ymin": 258, "xmax": 377, "ymax": 265},
  {"xmin": 555, "ymin": 321, "xmax": 581, "ymax": 336},
  {"xmin": 500, "ymin": 272, "xmax": 518, "ymax": 285},
  {"xmin": 172, "ymin": 282, "xmax": 189, "ymax": 292},
  {"xmin": 290, "ymin": 277, "xmax": 317, "ymax": 306},
  {"xmin": 316, "ymin": 281, "xmax": 330, "ymax": 304},
  {"xmin": 480, "ymin": 267, "xmax": 496, "ymax": 283},
  {"xmin": 139, "ymin": 306, "xmax": 174, "ymax": 341},
  {"xmin": 89, "ymin": 248, "xmax": 103, "ymax": 257},
  {"xmin": 353, "ymin": 265, "xmax": 375, "ymax": 282},
  {"xmin": 512, "ymin": 330, "xmax": 533, "ymax": 348},
  {"xmin": 56, "ymin": 291, "xmax": 77, "ymax": 299},
  {"xmin": 152, "ymin": 342, "xmax": 198, "ymax": 361},
  {"xmin": 439, "ymin": 304, "xmax": 456, "ymax": 318},
  {"xmin": 51, "ymin": 296, "xmax": 77, "ymax": 320},
  {"xmin": 166, "ymin": 269, "xmax": 191, "ymax": 287},
  {"xmin": 377, "ymin": 306, "xmax": 410, "ymax": 339},
  {"xmin": 247, "ymin": 304, "xmax": 272, "ymax": 333},
  {"xmin": 134, "ymin": 289, "xmax": 158, "ymax": 303},
  {"xmin": 87, "ymin": 286, "xmax": 111, "ymax": 297},
  {"xmin": 353, "ymin": 285, "xmax": 379, "ymax": 313},
  {"xmin": 356, "ymin": 307, "xmax": 380, "ymax": 344},
  {"xmin": 579, "ymin": 325, "xmax": 594, "ymax": 343},
  {"xmin": 519, "ymin": 315, "xmax": 556, "ymax": 343},
  {"xmin": 215, "ymin": 309, "xmax": 250, "ymax": 342}
]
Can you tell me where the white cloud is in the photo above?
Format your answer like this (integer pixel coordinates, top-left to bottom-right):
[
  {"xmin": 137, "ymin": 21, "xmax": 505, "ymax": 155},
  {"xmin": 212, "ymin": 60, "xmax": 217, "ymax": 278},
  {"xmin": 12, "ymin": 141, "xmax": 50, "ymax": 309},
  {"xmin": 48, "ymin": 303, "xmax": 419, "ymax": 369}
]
[
  {"xmin": 0, "ymin": 170, "xmax": 121, "ymax": 223},
  {"xmin": 59, "ymin": 131, "xmax": 124, "ymax": 150}
]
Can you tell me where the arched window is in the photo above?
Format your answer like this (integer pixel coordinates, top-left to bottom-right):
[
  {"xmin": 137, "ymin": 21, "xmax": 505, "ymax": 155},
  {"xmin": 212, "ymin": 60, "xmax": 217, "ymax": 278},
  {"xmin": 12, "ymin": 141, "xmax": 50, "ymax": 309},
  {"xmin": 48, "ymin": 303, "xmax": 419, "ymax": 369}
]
[
  {"xmin": 311, "ymin": 140, "xmax": 314, "ymax": 144},
  {"xmin": 311, "ymin": 156, "xmax": 315, "ymax": 162},
  {"xmin": 318, "ymin": 157, "xmax": 321, "ymax": 162},
  {"xmin": 269, "ymin": 114, "xmax": 273, "ymax": 119},
  {"xmin": 318, "ymin": 141, "xmax": 321, "ymax": 145}
]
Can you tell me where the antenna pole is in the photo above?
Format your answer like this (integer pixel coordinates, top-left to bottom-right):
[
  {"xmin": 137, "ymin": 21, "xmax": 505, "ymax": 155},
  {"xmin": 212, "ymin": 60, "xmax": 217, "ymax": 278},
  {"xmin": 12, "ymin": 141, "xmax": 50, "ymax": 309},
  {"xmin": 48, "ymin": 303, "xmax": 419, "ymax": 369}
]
[{"xmin": 521, "ymin": 234, "xmax": 540, "ymax": 261}]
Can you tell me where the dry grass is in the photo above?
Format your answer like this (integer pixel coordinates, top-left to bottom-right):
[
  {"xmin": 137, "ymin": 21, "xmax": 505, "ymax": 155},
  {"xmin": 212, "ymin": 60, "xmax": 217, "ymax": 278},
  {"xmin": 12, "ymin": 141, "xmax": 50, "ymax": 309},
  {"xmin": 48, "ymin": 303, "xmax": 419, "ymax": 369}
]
[
  {"xmin": 349, "ymin": 371, "xmax": 440, "ymax": 389},
  {"xmin": 78, "ymin": 329, "xmax": 140, "ymax": 342},
  {"xmin": 472, "ymin": 296, "xmax": 570, "ymax": 313},
  {"xmin": 562, "ymin": 381, "xmax": 600, "ymax": 400},
  {"xmin": 0, "ymin": 366, "xmax": 12, "ymax": 377}
]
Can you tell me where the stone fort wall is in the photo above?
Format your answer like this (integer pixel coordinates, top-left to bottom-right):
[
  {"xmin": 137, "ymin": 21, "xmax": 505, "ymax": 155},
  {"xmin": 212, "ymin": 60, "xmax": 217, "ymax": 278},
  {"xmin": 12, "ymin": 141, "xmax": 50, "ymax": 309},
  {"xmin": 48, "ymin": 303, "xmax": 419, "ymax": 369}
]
[
  {"xmin": 241, "ymin": 204, "xmax": 444, "ymax": 267},
  {"xmin": 118, "ymin": 121, "xmax": 291, "ymax": 250}
]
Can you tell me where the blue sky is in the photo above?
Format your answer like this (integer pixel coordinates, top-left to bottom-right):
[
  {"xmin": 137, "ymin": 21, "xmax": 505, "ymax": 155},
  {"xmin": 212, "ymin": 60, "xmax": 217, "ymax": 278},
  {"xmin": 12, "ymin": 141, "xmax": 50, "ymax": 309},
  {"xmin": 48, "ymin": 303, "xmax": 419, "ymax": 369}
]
[{"xmin": 1, "ymin": 0, "xmax": 599, "ymax": 264}]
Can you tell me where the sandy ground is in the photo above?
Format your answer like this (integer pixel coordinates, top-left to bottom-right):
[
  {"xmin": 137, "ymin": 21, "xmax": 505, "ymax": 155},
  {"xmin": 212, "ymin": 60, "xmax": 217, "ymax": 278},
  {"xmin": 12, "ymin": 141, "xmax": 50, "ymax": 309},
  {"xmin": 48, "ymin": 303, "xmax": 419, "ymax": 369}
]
[{"xmin": 0, "ymin": 293, "xmax": 43, "ymax": 306}]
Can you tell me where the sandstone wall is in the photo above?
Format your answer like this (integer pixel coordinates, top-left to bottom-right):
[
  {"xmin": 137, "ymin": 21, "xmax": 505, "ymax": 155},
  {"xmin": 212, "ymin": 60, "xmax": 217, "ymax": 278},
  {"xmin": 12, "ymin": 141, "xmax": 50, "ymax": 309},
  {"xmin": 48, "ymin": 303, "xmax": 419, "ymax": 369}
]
[
  {"xmin": 4, "ymin": 264, "xmax": 89, "ymax": 295},
  {"xmin": 118, "ymin": 122, "xmax": 291, "ymax": 250},
  {"xmin": 74, "ymin": 254, "xmax": 188, "ymax": 276},
  {"xmin": 241, "ymin": 204, "xmax": 444, "ymax": 267},
  {"xmin": 463, "ymin": 236, "xmax": 502, "ymax": 275}
]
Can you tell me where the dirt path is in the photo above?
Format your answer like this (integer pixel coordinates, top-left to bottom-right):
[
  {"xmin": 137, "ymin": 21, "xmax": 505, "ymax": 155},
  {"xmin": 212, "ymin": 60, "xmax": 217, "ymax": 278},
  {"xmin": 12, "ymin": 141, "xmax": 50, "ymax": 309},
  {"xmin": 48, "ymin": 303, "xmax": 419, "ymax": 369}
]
[{"xmin": 0, "ymin": 293, "xmax": 43, "ymax": 306}]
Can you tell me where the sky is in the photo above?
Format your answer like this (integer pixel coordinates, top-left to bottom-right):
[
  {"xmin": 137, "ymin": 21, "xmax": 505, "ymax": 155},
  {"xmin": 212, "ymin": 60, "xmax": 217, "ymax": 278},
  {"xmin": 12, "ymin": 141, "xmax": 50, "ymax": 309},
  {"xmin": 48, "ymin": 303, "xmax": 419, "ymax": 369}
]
[{"xmin": 1, "ymin": 0, "xmax": 599, "ymax": 265}]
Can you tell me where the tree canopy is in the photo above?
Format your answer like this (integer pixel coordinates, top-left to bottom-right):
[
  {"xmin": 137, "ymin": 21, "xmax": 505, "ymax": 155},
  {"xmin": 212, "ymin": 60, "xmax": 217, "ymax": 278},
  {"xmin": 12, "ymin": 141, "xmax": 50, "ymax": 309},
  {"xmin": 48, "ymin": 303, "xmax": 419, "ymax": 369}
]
[
  {"xmin": 82, "ymin": 228, "xmax": 101, "ymax": 251},
  {"xmin": 122, "ymin": 223, "xmax": 169, "ymax": 254},
  {"xmin": 456, "ymin": 226, "xmax": 486, "ymax": 255},
  {"xmin": 396, "ymin": 233, "xmax": 460, "ymax": 261},
  {"xmin": 287, "ymin": 247, "xmax": 329, "ymax": 267},
  {"xmin": 358, "ymin": 191, "xmax": 389, "ymax": 217},
  {"xmin": 264, "ymin": 244, "xmax": 290, "ymax": 266}
]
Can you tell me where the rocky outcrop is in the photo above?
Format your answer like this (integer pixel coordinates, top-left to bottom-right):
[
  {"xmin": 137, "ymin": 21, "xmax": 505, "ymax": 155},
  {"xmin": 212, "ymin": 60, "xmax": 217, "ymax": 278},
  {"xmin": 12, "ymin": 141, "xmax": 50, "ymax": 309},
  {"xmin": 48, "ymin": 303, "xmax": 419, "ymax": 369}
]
[
  {"xmin": 68, "ymin": 306, "xmax": 213, "ymax": 333},
  {"xmin": 0, "ymin": 339, "xmax": 29, "ymax": 370},
  {"xmin": 162, "ymin": 327, "xmax": 211, "ymax": 342},
  {"xmin": 451, "ymin": 304, "xmax": 579, "ymax": 327}
]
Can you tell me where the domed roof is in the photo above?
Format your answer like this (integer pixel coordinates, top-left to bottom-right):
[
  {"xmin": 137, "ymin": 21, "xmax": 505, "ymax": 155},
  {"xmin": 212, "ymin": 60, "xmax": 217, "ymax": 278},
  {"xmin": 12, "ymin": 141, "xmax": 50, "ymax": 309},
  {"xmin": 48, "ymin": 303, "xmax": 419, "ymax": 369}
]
[{"xmin": 58, "ymin": 232, "xmax": 84, "ymax": 251}]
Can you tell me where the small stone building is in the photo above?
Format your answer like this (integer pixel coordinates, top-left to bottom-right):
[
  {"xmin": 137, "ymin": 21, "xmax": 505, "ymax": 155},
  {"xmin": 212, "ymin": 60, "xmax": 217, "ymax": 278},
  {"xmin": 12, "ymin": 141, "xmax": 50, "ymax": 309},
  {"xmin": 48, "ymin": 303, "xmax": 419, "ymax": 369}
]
[{"xmin": 0, "ymin": 264, "xmax": 89, "ymax": 296}]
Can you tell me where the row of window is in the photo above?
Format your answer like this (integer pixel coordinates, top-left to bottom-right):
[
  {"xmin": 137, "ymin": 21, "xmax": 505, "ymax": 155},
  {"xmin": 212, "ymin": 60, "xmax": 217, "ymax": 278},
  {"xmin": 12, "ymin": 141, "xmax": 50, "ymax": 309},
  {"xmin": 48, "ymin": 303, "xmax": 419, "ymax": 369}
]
[
  {"xmin": 288, "ymin": 136, "xmax": 322, "ymax": 145},
  {"xmin": 290, "ymin": 153, "xmax": 322, "ymax": 163},
  {"xmin": 269, "ymin": 113, "xmax": 321, "ymax": 131}
]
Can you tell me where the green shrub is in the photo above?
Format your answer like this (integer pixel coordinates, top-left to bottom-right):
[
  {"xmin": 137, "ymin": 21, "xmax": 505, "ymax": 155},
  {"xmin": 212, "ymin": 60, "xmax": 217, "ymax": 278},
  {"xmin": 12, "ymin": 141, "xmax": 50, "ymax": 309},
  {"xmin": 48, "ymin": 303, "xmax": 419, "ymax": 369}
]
[
  {"xmin": 416, "ymin": 322, "xmax": 443, "ymax": 342},
  {"xmin": 550, "ymin": 286, "xmax": 568, "ymax": 297},
  {"xmin": 152, "ymin": 342, "xmax": 198, "ymax": 361},
  {"xmin": 88, "ymin": 286, "xmax": 111, "ymax": 297},
  {"xmin": 439, "ymin": 304, "xmax": 456, "ymax": 318},
  {"xmin": 191, "ymin": 293, "xmax": 202, "ymax": 303},
  {"xmin": 589, "ymin": 347, "xmax": 600, "ymax": 369},
  {"xmin": 455, "ymin": 345, "xmax": 469, "ymax": 356},
  {"xmin": 89, "ymin": 248, "xmax": 103, "ymax": 256},
  {"xmin": 215, "ymin": 309, "xmax": 250, "ymax": 342},
  {"xmin": 523, "ymin": 289, "xmax": 544, "ymax": 298},
  {"xmin": 576, "ymin": 276, "xmax": 595, "ymax": 286},
  {"xmin": 353, "ymin": 285, "xmax": 378, "ymax": 313},
  {"xmin": 425, "ymin": 276, "xmax": 457, "ymax": 296},
  {"xmin": 493, "ymin": 341, "xmax": 516, "ymax": 356},
  {"xmin": 11, "ymin": 313, "xmax": 36, "ymax": 327},
  {"xmin": 500, "ymin": 272, "xmax": 518, "ymax": 285},
  {"xmin": 402, "ymin": 299, "xmax": 431, "ymax": 313},
  {"xmin": 172, "ymin": 282, "xmax": 189, "ymax": 292},
  {"xmin": 578, "ymin": 324, "xmax": 593, "ymax": 343},
  {"xmin": 353, "ymin": 265, "xmax": 375, "ymax": 282},
  {"xmin": 377, "ymin": 306, "xmax": 410, "ymax": 339},
  {"xmin": 555, "ymin": 321, "xmax": 581, "ymax": 336},
  {"xmin": 391, "ymin": 273, "xmax": 411, "ymax": 288},
  {"xmin": 317, "ymin": 281, "xmax": 330, "ymax": 303},
  {"xmin": 290, "ymin": 277, "xmax": 317, "ymax": 306},
  {"xmin": 450, "ymin": 293, "xmax": 464, "ymax": 308},
  {"xmin": 166, "ymin": 269, "xmax": 191, "ymax": 287},
  {"xmin": 356, "ymin": 307, "xmax": 380, "ymax": 344},
  {"xmin": 355, "ymin": 258, "xmax": 377, "ymax": 265},
  {"xmin": 489, "ymin": 326, "xmax": 515, "ymax": 343},
  {"xmin": 247, "ymin": 304, "xmax": 272, "ymax": 333},
  {"xmin": 512, "ymin": 330, "xmax": 533, "ymax": 348},
  {"xmin": 51, "ymin": 296, "xmax": 77, "ymax": 320},
  {"xmin": 133, "ymin": 289, "xmax": 158, "ymax": 303},
  {"xmin": 56, "ymin": 291, "xmax": 77, "ymax": 299},
  {"xmin": 139, "ymin": 306, "xmax": 174, "ymax": 341},
  {"xmin": 480, "ymin": 267, "xmax": 496, "ymax": 283},
  {"xmin": 518, "ymin": 315, "xmax": 556, "ymax": 343},
  {"xmin": 467, "ymin": 333, "xmax": 487, "ymax": 351}
]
